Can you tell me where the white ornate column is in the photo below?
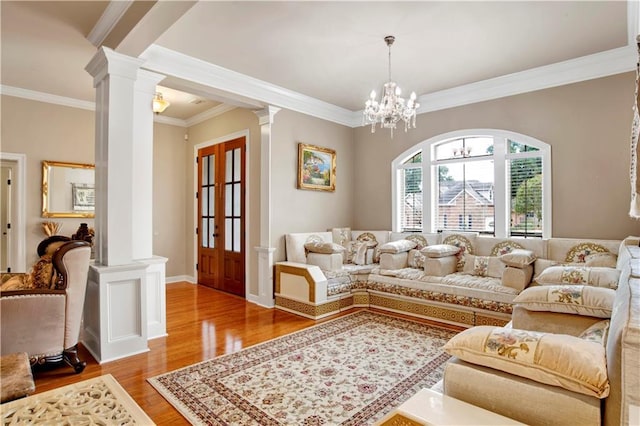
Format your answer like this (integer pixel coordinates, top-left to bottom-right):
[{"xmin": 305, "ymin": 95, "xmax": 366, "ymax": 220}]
[
  {"xmin": 253, "ymin": 106, "xmax": 280, "ymax": 308},
  {"xmin": 83, "ymin": 47, "xmax": 166, "ymax": 361}
]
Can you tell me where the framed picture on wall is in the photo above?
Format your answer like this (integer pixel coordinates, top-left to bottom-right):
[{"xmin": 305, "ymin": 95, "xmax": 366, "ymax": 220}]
[
  {"xmin": 72, "ymin": 183, "xmax": 95, "ymax": 211},
  {"xmin": 297, "ymin": 143, "xmax": 336, "ymax": 192}
]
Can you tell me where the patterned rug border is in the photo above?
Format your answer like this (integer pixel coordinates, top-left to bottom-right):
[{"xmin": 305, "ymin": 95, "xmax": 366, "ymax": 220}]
[{"xmin": 148, "ymin": 310, "xmax": 457, "ymax": 425}]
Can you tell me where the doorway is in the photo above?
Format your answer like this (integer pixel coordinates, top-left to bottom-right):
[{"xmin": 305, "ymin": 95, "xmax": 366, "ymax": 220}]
[
  {"xmin": 197, "ymin": 137, "xmax": 246, "ymax": 297},
  {"xmin": 0, "ymin": 154, "xmax": 25, "ymax": 273}
]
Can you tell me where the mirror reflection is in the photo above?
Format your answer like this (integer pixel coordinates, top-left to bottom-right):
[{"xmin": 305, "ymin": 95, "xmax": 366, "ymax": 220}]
[{"xmin": 42, "ymin": 160, "xmax": 95, "ymax": 218}]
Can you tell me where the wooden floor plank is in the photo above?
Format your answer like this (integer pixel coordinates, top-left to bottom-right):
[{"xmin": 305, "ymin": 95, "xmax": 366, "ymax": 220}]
[{"xmin": 31, "ymin": 282, "xmax": 462, "ymax": 424}]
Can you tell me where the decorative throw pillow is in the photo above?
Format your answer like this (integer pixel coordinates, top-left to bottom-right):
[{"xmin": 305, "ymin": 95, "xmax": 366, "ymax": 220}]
[
  {"xmin": 513, "ymin": 285, "xmax": 615, "ymax": 318},
  {"xmin": 31, "ymin": 254, "xmax": 56, "ymax": 289},
  {"xmin": 351, "ymin": 241, "xmax": 369, "ymax": 265},
  {"xmin": 331, "ymin": 227, "xmax": 352, "ymax": 248},
  {"xmin": 407, "ymin": 249, "xmax": 426, "ymax": 269},
  {"xmin": 441, "ymin": 234, "xmax": 475, "ymax": 253},
  {"xmin": 584, "ymin": 252, "xmax": 617, "ymax": 268},
  {"xmin": 422, "ymin": 244, "xmax": 460, "ymax": 258},
  {"xmin": 490, "ymin": 241, "xmax": 525, "ymax": 256},
  {"xmin": 304, "ymin": 241, "xmax": 345, "ymax": 254},
  {"xmin": 500, "ymin": 249, "xmax": 536, "ymax": 268},
  {"xmin": 441, "ymin": 234, "xmax": 474, "ymax": 271},
  {"xmin": 535, "ymin": 266, "xmax": 620, "ymax": 289},
  {"xmin": 578, "ymin": 320, "xmax": 610, "ymax": 346},
  {"xmin": 405, "ymin": 234, "xmax": 429, "ymax": 250},
  {"xmin": 564, "ymin": 243, "xmax": 609, "ymax": 263},
  {"xmin": 443, "ymin": 326, "xmax": 610, "ymax": 398},
  {"xmin": 378, "ymin": 239, "xmax": 417, "ymax": 254},
  {"xmin": 356, "ymin": 232, "xmax": 379, "ymax": 248},
  {"xmin": 462, "ymin": 254, "xmax": 505, "ymax": 278},
  {"xmin": 0, "ymin": 274, "xmax": 30, "ymax": 291}
]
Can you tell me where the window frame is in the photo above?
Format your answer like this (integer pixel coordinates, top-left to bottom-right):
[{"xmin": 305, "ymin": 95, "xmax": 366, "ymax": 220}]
[{"xmin": 391, "ymin": 129, "xmax": 552, "ymax": 238}]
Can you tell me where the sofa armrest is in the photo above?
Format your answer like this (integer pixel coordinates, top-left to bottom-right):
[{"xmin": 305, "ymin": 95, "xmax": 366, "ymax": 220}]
[
  {"xmin": 424, "ymin": 256, "xmax": 457, "ymax": 276},
  {"xmin": 379, "ymin": 252, "xmax": 409, "ymax": 270},
  {"xmin": 307, "ymin": 253, "xmax": 343, "ymax": 271}
]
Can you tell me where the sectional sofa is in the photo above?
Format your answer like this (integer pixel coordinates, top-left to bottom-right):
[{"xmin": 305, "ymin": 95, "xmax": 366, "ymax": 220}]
[
  {"xmin": 275, "ymin": 230, "xmax": 622, "ymax": 327},
  {"xmin": 441, "ymin": 237, "xmax": 640, "ymax": 425}
]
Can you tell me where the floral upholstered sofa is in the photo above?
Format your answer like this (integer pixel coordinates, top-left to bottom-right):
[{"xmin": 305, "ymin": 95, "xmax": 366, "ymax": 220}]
[
  {"xmin": 275, "ymin": 229, "xmax": 622, "ymax": 326},
  {"xmin": 441, "ymin": 237, "xmax": 640, "ymax": 425}
]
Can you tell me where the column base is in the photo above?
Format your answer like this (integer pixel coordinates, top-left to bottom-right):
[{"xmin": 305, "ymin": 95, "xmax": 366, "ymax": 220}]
[
  {"xmin": 253, "ymin": 246, "xmax": 276, "ymax": 308},
  {"xmin": 82, "ymin": 262, "xmax": 149, "ymax": 363}
]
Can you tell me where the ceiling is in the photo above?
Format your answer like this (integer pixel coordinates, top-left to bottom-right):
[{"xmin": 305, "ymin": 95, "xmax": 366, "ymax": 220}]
[{"xmin": 0, "ymin": 1, "xmax": 634, "ymax": 125}]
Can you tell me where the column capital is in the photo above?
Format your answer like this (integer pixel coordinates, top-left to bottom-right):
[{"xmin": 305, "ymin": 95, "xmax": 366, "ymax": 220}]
[
  {"xmin": 85, "ymin": 47, "xmax": 145, "ymax": 87},
  {"xmin": 254, "ymin": 105, "xmax": 281, "ymax": 126},
  {"xmin": 137, "ymin": 69, "xmax": 167, "ymax": 94}
]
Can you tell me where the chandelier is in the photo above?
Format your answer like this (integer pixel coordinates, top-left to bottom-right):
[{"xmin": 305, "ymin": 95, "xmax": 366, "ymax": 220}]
[
  {"xmin": 152, "ymin": 92, "xmax": 170, "ymax": 114},
  {"xmin": 363, "ymin": 35, "xmax": 419, "ymax": 137}
]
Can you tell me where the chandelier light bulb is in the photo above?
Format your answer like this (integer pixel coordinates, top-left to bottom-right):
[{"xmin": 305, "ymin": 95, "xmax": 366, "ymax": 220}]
[{"xmin": 362, "ymin": 35, "xmax": 419, "ymax": 137}]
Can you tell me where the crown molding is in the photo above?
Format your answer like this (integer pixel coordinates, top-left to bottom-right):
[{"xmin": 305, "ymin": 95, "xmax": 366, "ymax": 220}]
[
  {"xmin": 139, "ymin": 45, "xmax": 356, "ymax": 128},
  {"xmin": 408, "ymin": 46, "xmax": 636, "ymax": 116},
  {"xmin": 87, "ymin": 0, "xmax": 134, "ymax": 47},
  {"xmin": 2, "ymin": 43, "xmax": 635, "ymax": 130},
  {"xmin": 185, "ymin": 103, "xmax": 237, "ymax": 127},
  {"xmin": 0, "ymin": 85, "xmax": 95, "ymax": 110},
  {"xmin": 153, "ymin": 114, "xmax": 187, "ymax": 127}
]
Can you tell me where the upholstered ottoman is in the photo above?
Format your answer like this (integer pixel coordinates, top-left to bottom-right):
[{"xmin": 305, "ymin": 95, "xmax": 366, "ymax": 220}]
[{"xmin": 0, "ymin": 352, "xmax": 35, "ymax": 403}]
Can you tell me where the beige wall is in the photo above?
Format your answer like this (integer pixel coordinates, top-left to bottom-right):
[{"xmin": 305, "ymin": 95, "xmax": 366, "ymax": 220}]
[
  {"xmin": 186, "ymin": 108, "xmax": 261, "ymax": 295},
  {"xmin": 153, "ymin": 122, "xmax": 187, "ymax": 277},
  {"xmin": 353, "ymin": 73, "xmax": 640, "ymax": 240},
  {"xmin": 271, "ymin": 109, "xmax": 354, "ymax": 261},
  {"xmin": 1, "ymin": 95, "xmax": 188, "ymax": 273},
  {"xmin": 1, "ymin": 96, "xmax": 95, "ymax": 266}
]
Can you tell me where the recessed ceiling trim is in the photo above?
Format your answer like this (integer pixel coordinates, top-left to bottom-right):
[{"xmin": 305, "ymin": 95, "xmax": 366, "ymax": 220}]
[
  {"xmin": 186, "ymin": 104, "xmax": 237, "ymax": 127},
  {"xmin": 409, "ymin": 46, "xmax": 636, "ymax": 116},
  {"xmin": 87, "ymin": 0, "xmax": 134, "ymax": 47},
  {"xmin": 140, "ymin": 45, "xmax": 356, "ymax": 127},
  {"xmin": 153, "ymin": 114, "xmax": 186, "ymax": 127},
  {"xmin": 0, "ymin": 85, "xmax": 95, "ymax": 110}
]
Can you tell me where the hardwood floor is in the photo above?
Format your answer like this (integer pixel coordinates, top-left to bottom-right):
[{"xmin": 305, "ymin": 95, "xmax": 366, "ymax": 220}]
[{"xmin": 31, "ymin": 282, "xmax": 462, "ymax": 425}]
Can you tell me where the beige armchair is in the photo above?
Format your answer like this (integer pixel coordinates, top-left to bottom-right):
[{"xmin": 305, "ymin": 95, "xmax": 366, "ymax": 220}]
[{"xmin": 1, "ymin": 239, "xmax": 91, "ymax": 373}]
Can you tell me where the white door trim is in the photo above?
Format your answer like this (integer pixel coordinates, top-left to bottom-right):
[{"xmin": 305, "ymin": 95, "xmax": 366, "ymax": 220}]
[
  {"xmin": 0, "ymin": 152, "xmax": 26, "ymax": 272},
  {"xmin": 192, "ymin": 129, "xmax": 251, "ymax": 298}
]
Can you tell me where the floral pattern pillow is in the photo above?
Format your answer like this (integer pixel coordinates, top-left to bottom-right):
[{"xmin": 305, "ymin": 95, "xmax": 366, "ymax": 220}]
[
  {"xmin": 441, "ymin": 234, "xmax": 474, "ymax": 271},
  {"xmin": 535, "ymin": 266, "xmax": 620, "ymax": 289},
  {"xmin": 490, "ymin": 241, "xmax": 525, "ymax": 256},
  {"xmin": 444, "ymin": 325, "xmax": 610, "ymax": 398},
  {"xmin": 564, "ymin": 243, "xmax": 609, "ymax": 263},
  {"xmin": 513, "ymin": 285, "xmax": 615, "ymax": 318}
]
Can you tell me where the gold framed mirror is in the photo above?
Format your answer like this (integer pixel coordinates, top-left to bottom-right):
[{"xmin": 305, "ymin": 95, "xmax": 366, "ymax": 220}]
[{"xmin": 42, "ymin": 160, "xmax": 95, "ymax": 218}]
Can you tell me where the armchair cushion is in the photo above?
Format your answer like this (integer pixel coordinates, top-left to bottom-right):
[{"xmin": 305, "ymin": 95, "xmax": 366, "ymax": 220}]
[
  {"xmin": 443, "ymin": 326, "xmax": 610, "ymax": 399},
  {"xmin": 513, "ymin": 285, "xmax": 615, "ymax": 318}
]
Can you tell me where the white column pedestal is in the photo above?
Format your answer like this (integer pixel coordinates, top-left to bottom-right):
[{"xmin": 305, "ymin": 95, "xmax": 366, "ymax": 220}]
[
  {"xmin": 254, "ymin": 246, "xmax": 276, "ymax": 308},
  {"xmin": 139, "ymin": 256, "xmax": 168, "ymax": 339},
  {"xmin": 82, "ymin": 262, "xmax": 149, "ymax": 363}
]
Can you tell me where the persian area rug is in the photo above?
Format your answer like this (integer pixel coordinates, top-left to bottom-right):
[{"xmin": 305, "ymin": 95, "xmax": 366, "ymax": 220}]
[
  {"xmin": 148, "ymin": 311, "xmax": 457, "ymax": 425},
  {"xmin": 0, "ymin": 374, "xmax": 154, "ymax": 425}
]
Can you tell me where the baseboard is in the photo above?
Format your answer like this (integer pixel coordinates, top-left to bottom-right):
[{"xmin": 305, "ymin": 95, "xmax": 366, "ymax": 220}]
[{"xmin": 166, "ymin": 275, "xmax": 195, "ymax": 284}]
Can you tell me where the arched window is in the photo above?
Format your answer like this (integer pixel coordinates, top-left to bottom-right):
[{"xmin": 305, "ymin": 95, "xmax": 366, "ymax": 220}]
[{"xmin": 392, "ymin": 129, "xmax": 551, "ymax": 238}]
